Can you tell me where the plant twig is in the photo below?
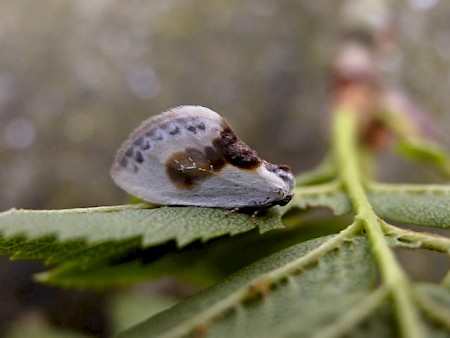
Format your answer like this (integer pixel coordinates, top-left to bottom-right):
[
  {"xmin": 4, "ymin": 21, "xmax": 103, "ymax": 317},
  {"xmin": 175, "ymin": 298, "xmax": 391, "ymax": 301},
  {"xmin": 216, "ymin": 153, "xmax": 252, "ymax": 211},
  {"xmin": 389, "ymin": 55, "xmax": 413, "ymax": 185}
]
[
  {"xmin": 381, "ymin": 221, "xmax": 450, "ymax": 254},
  {"xmin": 333, "ymin": 107, "xmax": 426, "ymax": 338}
]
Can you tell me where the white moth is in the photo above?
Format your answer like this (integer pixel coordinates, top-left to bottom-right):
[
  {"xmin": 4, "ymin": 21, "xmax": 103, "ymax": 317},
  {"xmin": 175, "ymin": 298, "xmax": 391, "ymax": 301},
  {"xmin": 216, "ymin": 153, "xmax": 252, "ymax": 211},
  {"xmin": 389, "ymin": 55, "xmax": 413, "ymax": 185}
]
[{"xmin": 110, "ymin": 106, "xmax": 295, "ymax": 211}]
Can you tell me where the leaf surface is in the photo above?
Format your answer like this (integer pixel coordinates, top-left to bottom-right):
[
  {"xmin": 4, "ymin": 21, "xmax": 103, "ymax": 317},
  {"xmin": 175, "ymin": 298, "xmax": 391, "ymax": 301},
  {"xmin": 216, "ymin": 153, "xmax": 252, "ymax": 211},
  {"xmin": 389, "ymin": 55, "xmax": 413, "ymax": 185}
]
[
  {"xmin": 286, "ymin": 182, "xmax": 352, "ymax": 216},
  {"xmin": 0, "ymin": 206, "xmax": 283, "ymax": 247},
  {"xmin": 414, "ymin": 284, "xmax": 450, "ymax": 335},
  {"xmin": 0, "ymin": 206, "xmax": 284, "ymax": 288},
  {"xmin": 118, "ymin": 235, "xmax": 377, "ymax": 338},
  {"xmin": 38, "ymin": 220, "xmax": 346, "ymax": 288},
  {"xmin": 368, "ymin": 184, "xmax": 450, "ymax": 229}
]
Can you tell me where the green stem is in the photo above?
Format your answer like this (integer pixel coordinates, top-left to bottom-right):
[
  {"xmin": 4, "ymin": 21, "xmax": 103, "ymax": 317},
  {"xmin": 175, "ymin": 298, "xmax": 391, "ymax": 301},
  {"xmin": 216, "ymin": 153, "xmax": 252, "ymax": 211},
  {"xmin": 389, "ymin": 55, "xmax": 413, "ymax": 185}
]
[
  {"xmin": 333, "ymin": 108, "xmax": 425, "ymax": 338},
  {"xmin": 382, "ymin": 221, "xmax": 450, "ymax": 253}
]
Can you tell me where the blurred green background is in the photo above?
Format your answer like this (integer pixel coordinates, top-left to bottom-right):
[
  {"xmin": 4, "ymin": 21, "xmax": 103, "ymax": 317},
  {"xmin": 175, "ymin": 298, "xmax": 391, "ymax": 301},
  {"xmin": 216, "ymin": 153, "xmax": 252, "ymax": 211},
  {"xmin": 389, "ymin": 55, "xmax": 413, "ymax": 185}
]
[{"xmin": 0, "ymin": 0, "xmax": 449, "ymax": 336}]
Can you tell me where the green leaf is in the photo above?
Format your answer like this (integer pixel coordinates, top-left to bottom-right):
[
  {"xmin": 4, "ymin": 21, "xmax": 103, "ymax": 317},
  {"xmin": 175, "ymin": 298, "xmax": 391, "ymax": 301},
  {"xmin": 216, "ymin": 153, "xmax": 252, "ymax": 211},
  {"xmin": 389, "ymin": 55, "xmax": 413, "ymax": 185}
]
[
  {"xmin": 352, "ymin": 306, "xmax": 397, "ymax": 338},
  {"xmin": 382, "ymin": 222, "xmax": 450, "ymax": 253},
  {"xmin": 0, "ymin": 206, "xmax": 283, "ymax": 247},
  {"xmin": 323, "ymin": 284, "xmax": 450, "ymax": 338},
  {"xmin": 3, "ymin": 236, "xmax": 141, "ymax": 266},
  {"xmin": 442, "ymin": 271, "xmax": 450, "ymax": 287},
  {"xmin": 117, "ymin": 235, "xmax": 377, "ymax": 338},
  {"xmin": 38, "ymin": 220, "xmax": 346, "ymax": 289},
  {"xmin": 109, "ymin": 292, "xmax": 178, "ymax": 335},
  {"xmin": 0, "ymin": 206, "xmax": 284, "ymax": 288},
  {"xmin": 396, "ymin": 139, "xmax": 450, "ymax": 174},
  {"xmin": 414, "ymin": 284, "xmax": 450, "ymax": 334},
  {"xmin": 285, "ymin": 182, "xmax": 352, "ymax": 216},
  {"xmin": 368, "ymin": 183, "xmax": 450, "ymax": 229}
]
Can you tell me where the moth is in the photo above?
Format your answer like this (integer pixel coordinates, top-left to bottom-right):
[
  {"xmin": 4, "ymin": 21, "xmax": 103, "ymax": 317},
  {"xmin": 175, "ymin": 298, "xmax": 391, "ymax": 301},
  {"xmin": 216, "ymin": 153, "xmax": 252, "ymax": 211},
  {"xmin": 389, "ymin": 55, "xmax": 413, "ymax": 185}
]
[{"xmin": 110, "ymin": 106, "xmax": 295, "ymax": 213}]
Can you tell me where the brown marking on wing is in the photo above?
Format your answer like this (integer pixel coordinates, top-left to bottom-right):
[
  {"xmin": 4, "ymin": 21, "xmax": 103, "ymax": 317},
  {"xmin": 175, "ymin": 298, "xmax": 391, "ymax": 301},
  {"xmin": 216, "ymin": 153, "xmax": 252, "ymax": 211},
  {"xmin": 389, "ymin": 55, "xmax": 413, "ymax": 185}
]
[
  {"xmin": 204, "ymin": 146, "xmax": 226, "ymax": 170},
  {"xmin": 212, "ymin": 125, "xmax": 262, "ymax": 170},
  {"xmin": 165, "ymin": 146, "xmax": 226, "ymax": 189}
]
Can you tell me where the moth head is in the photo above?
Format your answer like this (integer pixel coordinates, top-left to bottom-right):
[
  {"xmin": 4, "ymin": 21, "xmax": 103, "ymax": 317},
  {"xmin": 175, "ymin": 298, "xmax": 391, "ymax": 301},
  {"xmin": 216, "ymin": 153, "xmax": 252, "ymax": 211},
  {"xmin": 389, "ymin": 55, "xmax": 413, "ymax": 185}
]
[{"xmin": 264, "ymin": 162, "xmax": 295, "ymax": 204}]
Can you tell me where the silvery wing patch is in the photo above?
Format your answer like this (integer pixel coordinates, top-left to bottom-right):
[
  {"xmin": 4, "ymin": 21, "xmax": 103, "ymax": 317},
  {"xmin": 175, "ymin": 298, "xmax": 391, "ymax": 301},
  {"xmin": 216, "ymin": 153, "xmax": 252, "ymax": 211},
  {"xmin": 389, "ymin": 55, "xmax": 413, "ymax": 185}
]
[{"xmin": 111, "ymin": 106, "xmax": 295, "ymax": 209}]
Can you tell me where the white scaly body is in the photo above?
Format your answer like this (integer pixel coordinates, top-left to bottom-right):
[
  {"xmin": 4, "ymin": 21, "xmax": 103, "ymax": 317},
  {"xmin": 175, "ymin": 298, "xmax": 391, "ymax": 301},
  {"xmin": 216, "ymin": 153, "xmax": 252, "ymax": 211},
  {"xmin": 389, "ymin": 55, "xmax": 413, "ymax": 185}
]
[{"xmin": 111, "ymin": 106, "xmax": 295, "ymax": 209}]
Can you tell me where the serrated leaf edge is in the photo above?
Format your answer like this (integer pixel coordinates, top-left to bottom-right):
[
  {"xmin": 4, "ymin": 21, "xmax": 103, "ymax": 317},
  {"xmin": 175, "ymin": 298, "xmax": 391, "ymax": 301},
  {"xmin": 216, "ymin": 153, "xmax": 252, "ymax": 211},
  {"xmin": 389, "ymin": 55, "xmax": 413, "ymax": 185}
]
[{"xmin": 132, "ymin": 223, "xmax": 360, "ymax": 338}]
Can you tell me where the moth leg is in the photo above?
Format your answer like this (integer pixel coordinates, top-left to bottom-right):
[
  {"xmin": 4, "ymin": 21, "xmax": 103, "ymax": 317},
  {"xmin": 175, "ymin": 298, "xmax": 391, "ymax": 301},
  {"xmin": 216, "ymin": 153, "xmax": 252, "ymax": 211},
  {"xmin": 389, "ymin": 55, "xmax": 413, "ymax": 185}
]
[
  {"xmin": 225, "ymin": 208, "xmax": 260, "ymax": 225},
  {"xmin": 225, "ymin": 207, "xmax": 240, "ymax": 218},
  {"xmin": 251, "ymin": 210, "xmax": 262, "ymax": 225}
]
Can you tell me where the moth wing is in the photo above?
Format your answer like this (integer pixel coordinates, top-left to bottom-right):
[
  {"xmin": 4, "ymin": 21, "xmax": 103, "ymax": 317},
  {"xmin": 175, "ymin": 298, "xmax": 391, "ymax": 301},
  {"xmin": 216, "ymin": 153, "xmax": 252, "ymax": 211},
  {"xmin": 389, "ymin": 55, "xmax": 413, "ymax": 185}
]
[
  {"xmin": 168, "ymin": 165, "xmax": 288, "ymax": 208},
  {"xmin": 110, "ymin": 106, "xmax": 227, "ymax": 205},
  {"xmin": 111, "ymin": 105, "xmax": 291, "ymax": 208}
]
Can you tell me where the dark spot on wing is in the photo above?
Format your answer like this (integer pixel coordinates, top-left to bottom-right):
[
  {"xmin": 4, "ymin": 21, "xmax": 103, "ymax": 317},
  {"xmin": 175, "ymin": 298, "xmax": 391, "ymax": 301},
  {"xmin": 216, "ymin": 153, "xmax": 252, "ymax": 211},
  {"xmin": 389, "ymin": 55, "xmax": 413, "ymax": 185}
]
[
  {"xmin": 135, "ymin": 151, "xmax": 144, "ymax": 163},
  {"xmin": 139, "ymin": 139, "xmax": 150, "ymax": 150},
  {"xmin": 120, "ymin": 157, "xmax": 128, "ymax": 168},
  {"xmin": 187, "ymin": 125, "xmax": 197, "ymax": 134},
  {"xmin": 125, "ymin": 148, "xmax": 134, "ymax": 157},
  {"xmin": 204, "ymin": 146, "xmax": 226, "ymax": 170},
  {"xmin": 169, "ymin": 126, "xmax": 180, "ymax": 135},
  {"xmin": 166, "ymin": 146, "xmax": 226, "ymax": 189},
  {"xmin": 212, "ymin": 125, "xmax": 261, "ymax": 170},
  {"xmin": 197, "ymin": 122, "xmax": 206, "ymax": 131},
  {"xmin": 185, "ymin": 148, "xmax": 206, "ymax": 164},
  {"xmin": 134, "ymin": 137, "xmax": 144, "ymax": 146}
]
